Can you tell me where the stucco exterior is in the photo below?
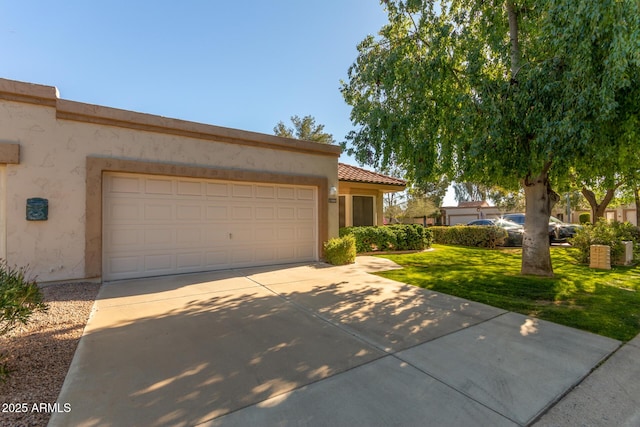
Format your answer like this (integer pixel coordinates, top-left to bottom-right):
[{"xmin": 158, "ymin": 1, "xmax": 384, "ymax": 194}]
[{"xmin": 0, "ymin": 78, "xmax": 340, "ymax": 282}]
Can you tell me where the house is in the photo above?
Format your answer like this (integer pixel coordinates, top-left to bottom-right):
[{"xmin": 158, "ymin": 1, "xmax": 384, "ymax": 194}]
[
  {"xmin": 337, "ymin": 163, "xmax": 406, "ymax": 227},
  {"xmin": 0, "ymin": 78, "xmax": 342, "ymax": 282},
  {"xmin": 441, "ymin": 201, "xmax": 503, "ymax": 226}
]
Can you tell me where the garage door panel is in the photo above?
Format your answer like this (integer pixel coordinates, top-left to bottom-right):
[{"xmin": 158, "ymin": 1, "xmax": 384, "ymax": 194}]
[
  {"xmin": 256, "ymin": 185, "xmax": 276, "ymax": 199},
  {"xmin": 144, "ymin": 254, "xmax": 175, "ymax": 272},
  {"xmin": 109, "ymin": 175, "xmax": 141, "ymax": 193},
  {"xmin": 176, "ymin": 205, "xmax": 202, "ymax": 221},
  {"xmin": 107, "ymin": 202, "xmax": 141, "ymax": 222},
  {"xmin": 176, "ymin": 228, "xmax": 203, "ymax": 246},
  {"xmin": 107, "ymin": 228, "xmax": 141, "ymax": 248},
  {"xmin": 177, "ymin": 253, "xmax": 203, "ymax": 269},
  {"xmin": 145, "ymin": 178, "xmax": 173, "ymax": 195},
  {"xmin": 255, "ymin": 228, "xmax": 275, "ymax": 241},
  {"xmin": 297, "ymin": 227, "xmax": 315, "ymax": 240},
  {"xmin": 204, "ymin": 250, "xmax": 230, "ymax": 266},
  {"xmin": 177, "ymin": 180, "xmax": 202, "ymax": 196},
  {"xmin": 255, "ymin": 207, "xmax": 275, "ymax": 220},
  {"xmin": 206, "ymin": 182, "xmax": 229, "ymax": 197},
  {"xmin": 297, "ymin": 246, "xmax": 315, "ymax": 259},
  {"xmin": 232, "ymin": 184, "xmax": 253, "ymax": 198},
  {"xmin": 278, "ymin": 187, "xmax": 296, "ymax": 199},
  {"xmin": 104, "ymin": 173, "xmax": 317, "ymax": 280},
  {"xmin": 144, "ymin": 229, "xmax": 174, "ymax": 246},
  {"xmin": 108, "ymin": 256, "xmax": 141, "ymax": 276},
  {"xmin": 297, "ymin": 188, "xmax": 315, "ymax": 200},
  {"xmin": 144, "ymin": 203, "xmax": 173, "ymax": 221},
  {"xmin": 278, "ymin": 207, "xmax": 295, "ymax": 220},
  {"xmin": 206, "ymin": 206, "xmax": 228, "ymax": 220},
  {"xmin": 298, "ymin": 207, "xmax": 314, "ymax": 220},
  {"xmin": 232, "ymin": 206, "xmax": 253, "ymax": 220}
]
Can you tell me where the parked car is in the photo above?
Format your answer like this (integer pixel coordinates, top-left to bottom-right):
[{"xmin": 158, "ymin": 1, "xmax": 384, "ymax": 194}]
[
  {"xmin": 502, "ymin": 213, "xmax": 581, "ymax": 243},
  {"xmin": 466, "ymin": 218, "xmax": 524, "ymax": 246}
]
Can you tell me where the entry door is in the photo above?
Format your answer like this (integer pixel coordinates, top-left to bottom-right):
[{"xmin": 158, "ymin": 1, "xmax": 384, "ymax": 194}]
[{"xmin": 352, "ymin": 196, "xmax": 374, "ymax": 226}]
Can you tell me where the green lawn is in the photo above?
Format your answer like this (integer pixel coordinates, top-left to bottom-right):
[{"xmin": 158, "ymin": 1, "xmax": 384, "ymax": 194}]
[{"xmin": 376, "ymin": 244, "xmax": 640, "ymax": 342}]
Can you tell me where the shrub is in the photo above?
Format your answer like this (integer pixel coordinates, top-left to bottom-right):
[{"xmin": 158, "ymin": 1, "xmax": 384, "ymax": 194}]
[
  {"xmin": 339, "ymin": 224, "xmax": 432, "ymax": 253},
  {"xmin": 430, "ymin": 225, "xmax": 507, "ymax": 249},
  {"xmin": 570, "ymin": 219, "xmax": 640, "ymax": 265},
  {"xmin": 323, "ymin": 235, "xmax": 357, "ymax": 265},
  {"xmin": 579, "ymin": 213, "xmax": 591, "ymax": 225},
  {"xmin": 0, "ymin": 261, "xmax": 47, "ymax": 381}
]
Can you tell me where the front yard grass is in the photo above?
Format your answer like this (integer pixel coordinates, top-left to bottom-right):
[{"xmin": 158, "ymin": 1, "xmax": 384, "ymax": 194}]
[{"xmin": 376, "ymin": 244, "xmax": 640, "ymax": 342}]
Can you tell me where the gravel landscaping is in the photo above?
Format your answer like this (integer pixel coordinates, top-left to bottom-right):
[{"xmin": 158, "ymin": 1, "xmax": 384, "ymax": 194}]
[{"xmin": 0, "ymin": 282, "xmax": 100, "ymax": 427}]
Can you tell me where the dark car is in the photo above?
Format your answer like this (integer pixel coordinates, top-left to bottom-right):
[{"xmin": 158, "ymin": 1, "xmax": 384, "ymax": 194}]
[
  {"xmin": 467, "ymin": 218, "xmax": 524, "ymax": 246},
  {"xmin": 502, "ymin": 213, "xmax": 580, "ymax": 243}
]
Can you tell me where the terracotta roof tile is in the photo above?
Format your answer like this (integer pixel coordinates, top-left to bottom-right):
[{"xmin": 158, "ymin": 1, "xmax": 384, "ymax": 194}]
[
  {"xmin": 457, "ymin": 201, "xmax": 490, "ymax": 208},
  {"xmin": 338, "ymin": 163, "xmax": 406, "ymax": 186}
]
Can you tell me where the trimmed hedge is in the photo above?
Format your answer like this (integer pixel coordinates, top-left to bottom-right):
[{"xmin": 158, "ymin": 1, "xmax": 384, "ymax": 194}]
[
  {"xmin": 323, "ymin": 234, "xmax": 357, "ymax": 265},
  {"xmin": 579, "ymin": 213, "xmax": 591, "ymax": 225},
  {"xmin": 339, "ymin": 224, "xmax": 432, "ymax": 253},
  {"xmin": 430, "ymin": 226, "xmax": 507, "ymax": 249}
]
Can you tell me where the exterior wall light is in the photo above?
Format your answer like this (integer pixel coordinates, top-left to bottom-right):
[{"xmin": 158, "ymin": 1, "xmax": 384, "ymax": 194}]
[{"xmin": 329, "ymin": 186, "xmax": 338, "ymax": 203}]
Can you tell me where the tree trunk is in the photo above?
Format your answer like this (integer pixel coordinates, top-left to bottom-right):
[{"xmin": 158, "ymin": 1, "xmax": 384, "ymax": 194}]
[
  {"xmin": 635, "ymin": 187, "xmax": 640, "ymax": 227},
  {"xmin": 581, "ymin": 184, "xmax": 622, "ymax": 224},
  {"xmin": 521, "ymin": 170, "xmax": 559, "ymax": 277}
]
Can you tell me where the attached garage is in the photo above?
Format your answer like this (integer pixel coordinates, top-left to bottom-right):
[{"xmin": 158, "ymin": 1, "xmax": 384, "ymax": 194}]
[
  {"xmin": 0, "ymin": 78, "xmax": 340, "ymax": 283},
  {"xmin": 103, "ymin": 173, "xmax": 317, "ymax": 280}
]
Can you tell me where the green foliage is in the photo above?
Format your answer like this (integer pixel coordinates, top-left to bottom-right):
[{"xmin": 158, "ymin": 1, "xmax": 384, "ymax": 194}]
[
  {"xmin": 341, "ymin": 0, "xmax": 640, "ymax": 275},
  {"xmin": 339, "ymin": 224, "xmax": 432, "ymax": 253},
  {"xmin": 377, "ymin": 245, "xmax": 640, "ymax": 341},
  {"xmin": 0, "ymin": 261, "xmax": 47, "ymax": 381},
  {"xmin": 430, "ymin": 226, "xmax": 507, "ymax": 249},
  {"xmin": 579, "ymin": 213, "xmax": 591, "ymax": 225},
  {"xmin": 570, "ymin": 220, "xmax": 640, "ymax": 265},
  {"xmin": 273, "ymin": 115, "xmax": 335, "ymax": 144},
  {"xmin": 323, "ymin": 235, "xmax": 357, "ymax": 266}
]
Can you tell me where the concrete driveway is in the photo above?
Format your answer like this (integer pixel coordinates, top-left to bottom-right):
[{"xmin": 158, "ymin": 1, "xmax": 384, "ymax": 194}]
[{"xmin": 50, "ymin": 258, "xmax": 620, "ymax": 427}]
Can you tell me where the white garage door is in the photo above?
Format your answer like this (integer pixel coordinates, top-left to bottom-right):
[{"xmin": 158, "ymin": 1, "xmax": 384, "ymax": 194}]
[{"xmin": 103, "ymin": 173, "xmax": 317, "ymax": 281}]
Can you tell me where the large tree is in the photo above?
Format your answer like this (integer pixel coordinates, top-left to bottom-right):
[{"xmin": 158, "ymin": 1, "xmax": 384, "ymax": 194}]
[
  {"xmin": 274, "ymin": 115, "xmax": 335, "ymax": 144},
  {"xmin": 341, "ymin": 0, "xmax": 640, "ymax": 276}
]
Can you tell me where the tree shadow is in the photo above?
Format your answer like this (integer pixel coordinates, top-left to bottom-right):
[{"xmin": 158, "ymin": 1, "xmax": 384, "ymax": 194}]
[{"xmin": 51, "ymin": 265, "xmax": 502, "ymax": 426}]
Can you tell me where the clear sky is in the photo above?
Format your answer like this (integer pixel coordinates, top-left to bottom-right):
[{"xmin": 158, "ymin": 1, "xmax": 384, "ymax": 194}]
[
  {"xmin": 0, "ymin": 1, "xmax": 457, "ymax": 204},
  {"xmin": 0, "ymin": 1, "xmax": 388, "ymax": 162}
]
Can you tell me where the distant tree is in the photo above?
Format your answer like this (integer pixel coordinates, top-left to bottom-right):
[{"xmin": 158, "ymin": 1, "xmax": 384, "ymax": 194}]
[
  {"xmin": 384, "ymin": 191, "xmax": 405, "ymax": 223},
  {"xmin": 401, "ymin": 194, "xmax": 438, "ymax": 222},
  {"xmin": 411, "ymin": 176, "xmax": 450, "ymax": 207},
  {"xmin": 274, "ymin": 115, "xmax": 335, "ymax": 144},
  {"xmin": 453, "ymin": 182, "xmax": 491, "ymax": 203}
]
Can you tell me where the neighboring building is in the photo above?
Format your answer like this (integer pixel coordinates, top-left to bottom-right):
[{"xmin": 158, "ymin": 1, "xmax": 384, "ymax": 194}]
[
  {"xmin": 567, "ymin": 205, "xmax": 638, "ymax": 226},
  {"xmin": 0, "ymin": 78, "xmax": 342, "ymax": 282},
  {"xmin": 441, "ymin": 201, "xmax": 503, "ymax": 226},
  {"xmin": 337, "ymin": 163, "xmax": 406, "ymax": 227}
]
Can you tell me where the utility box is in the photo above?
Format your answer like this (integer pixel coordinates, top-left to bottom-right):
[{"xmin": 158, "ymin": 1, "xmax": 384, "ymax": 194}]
[
  {"xmin": 590, "ymin": 245, "xmax": 611, "ymax": 270},
  {"xmin": 620, "ymin": 241, "xmax": 634, "ymax": 266}
]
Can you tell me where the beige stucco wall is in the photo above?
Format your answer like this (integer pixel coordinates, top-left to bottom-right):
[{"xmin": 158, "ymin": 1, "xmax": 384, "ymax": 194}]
[{"xmin": 0, "ymin": 79, "xmax": 340, "ymax": 282}]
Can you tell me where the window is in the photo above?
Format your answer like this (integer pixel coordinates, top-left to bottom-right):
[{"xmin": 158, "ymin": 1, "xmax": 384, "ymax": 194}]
[{"xmin": 352, "ymin": 196, "xmax": 374, "ymax": 226}]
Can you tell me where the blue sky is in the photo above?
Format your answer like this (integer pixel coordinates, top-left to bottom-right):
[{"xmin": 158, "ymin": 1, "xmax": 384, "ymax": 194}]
[
  {"xmin": 0, "ymin": 1, "xmax": 387, "ymax": 162},
  {"xmin": 0, "ymin": 1, "xmax": 458, "ymax": 204}
]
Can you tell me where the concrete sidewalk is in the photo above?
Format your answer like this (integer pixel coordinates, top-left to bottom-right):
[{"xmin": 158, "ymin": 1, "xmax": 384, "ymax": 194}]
[
  {"xmin": 50, "ymin": 258, "xmax": 623, "ymax": 427},
  {"xmin": 533, "ymin": 333, "xmax": 640, "ymax": 426}
]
